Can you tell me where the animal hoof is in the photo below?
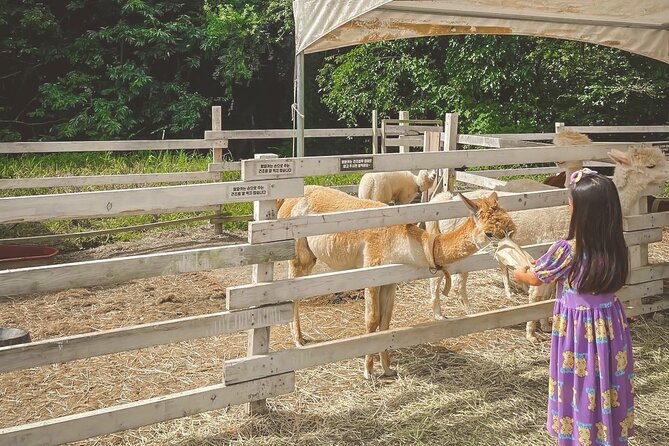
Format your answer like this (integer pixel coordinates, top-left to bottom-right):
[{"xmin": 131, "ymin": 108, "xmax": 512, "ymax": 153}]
[
  {"xmin": 526, "ymin": 333, "xmax": 541, "ymax": 343},
  {"xmin": 434, "ymin": 313, "xmax": 446, "ymax": 321},
  {"xmin": 294, "ymin": 338, "xmax": 306, "ymax": 347},
  {"xmin": 363, "ymin": 370, "xmax": 373, "ymax": 380},
  {"xmin": 383, "ymin": 369, "xmax": 398, "ymax": 378}
]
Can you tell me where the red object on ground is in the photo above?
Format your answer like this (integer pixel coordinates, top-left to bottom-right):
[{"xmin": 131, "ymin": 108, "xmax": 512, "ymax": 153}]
[{"xmin": 0, "ymin": 244, "xmax": 59, "ymax": 269}]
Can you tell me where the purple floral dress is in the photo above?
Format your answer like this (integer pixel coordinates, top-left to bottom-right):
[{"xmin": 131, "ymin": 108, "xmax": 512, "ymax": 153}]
[{"xmin": 533, "ymin": 240, "xmax": 634, "ymax": 446}]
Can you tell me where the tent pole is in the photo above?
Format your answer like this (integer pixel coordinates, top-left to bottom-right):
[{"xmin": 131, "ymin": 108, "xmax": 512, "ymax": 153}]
[{"xmin": 296, "ymin": 52, "xmax": 305, "ymax": 158}]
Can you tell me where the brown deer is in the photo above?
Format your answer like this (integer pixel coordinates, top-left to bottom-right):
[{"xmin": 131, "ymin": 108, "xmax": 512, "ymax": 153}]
[{"xmin": 278, "ymin": 185, "xmax": 515, "ymax": 379}]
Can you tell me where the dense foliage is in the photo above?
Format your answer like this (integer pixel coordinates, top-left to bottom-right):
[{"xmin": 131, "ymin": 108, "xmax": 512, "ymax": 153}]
[
  {"xmin": 317, "ymin": 36, "xmax": 669, "ymax": 134},
  {"xmin": 1, "ymin": 2, "xmax": 668, "ymax": 146},
  {"xmin": 0, "ymin": 0, "xmax": 294, "ymax": 142}
]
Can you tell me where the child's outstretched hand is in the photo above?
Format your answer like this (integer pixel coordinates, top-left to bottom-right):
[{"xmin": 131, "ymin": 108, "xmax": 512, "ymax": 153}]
[{"xmin": 513, "ymin": 265, "xmax": 543, "ymax": 286}]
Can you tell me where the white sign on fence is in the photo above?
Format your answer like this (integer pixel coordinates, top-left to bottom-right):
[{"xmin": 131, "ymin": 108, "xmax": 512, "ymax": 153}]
[
  {"xmin": 228, "ymin": 184, "xmax": 270, "ymax": 199},
  {"xmin": 255, "ymin": 160, "xmax": 295, "ymax": 176},
  {"xmin": 339, "ymin": 156, "xmax": 373, "ymax": 172}
]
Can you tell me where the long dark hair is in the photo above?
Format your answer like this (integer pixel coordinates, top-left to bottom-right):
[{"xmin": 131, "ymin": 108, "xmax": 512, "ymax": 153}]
[{"xmin": 567, "ymin": 174, "xmax": 628, "ymax": 294}]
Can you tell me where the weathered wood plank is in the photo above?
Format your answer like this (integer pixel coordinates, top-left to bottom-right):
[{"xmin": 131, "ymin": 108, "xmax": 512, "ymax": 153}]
[
  {"xmin": 205, "ymin": 128, "xmax": 374, "ymax": 140},
  {"xmin": 474, "ymin": 167, "xmax": 562, "ymax": 178},
  {"xmin": 0, "ymin": 139, "xmax": 224, "ymax": 154},
  {"xmin": 0, "ymin": 240, "xmax": 295, "ymax": 297},
  {"xmin": 623, "ymin": 211, "xmax": 669, "ymax": 231},
  {"xmin": 0, "ymin": 172, "xmax": 220, "ymax": 190},
  {"xmin": 240, "ymin": 143, "xmax": 634, "ymax": 181},
  {"xmin": 562, "ymin": 125, "xmax": 669, "ymax": 134},
  {"xmin": 0, "ymin": 373, "xmax": 295, "ymax": 446},
  {"xmin": 0, "ymin": 178, "xmax": 303, "ymax": 224},
  {"xmin": 0, "ymin": 303, "xmax": 293, "ymax": 373},
  {"xmin": 455, "ymin": 171, "xmax": 507, "ymax": 189},
  {"xmin": 228, "ymin": 231, "xmax": 661, "ymax": 310},
  {"xmin": 626, "ymin": 296, "xmax": 669, "ymax": 317},
  {"xmin": 207, "ymin": 161, "xmax": 242, "ymax": 172},
  {"xmin": 223, "ymin": 281, "xmax": 662, "ymax": 384},
  {"xmin": 627, "ymin": 263, "xmax": 669, "ymax": 285},
  {"xmin": 249, "ymin": 189, "xmax": 570, "ymax": 244}
]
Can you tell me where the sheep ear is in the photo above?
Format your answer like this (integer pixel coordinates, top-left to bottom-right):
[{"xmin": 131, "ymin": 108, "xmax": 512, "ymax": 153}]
[
  {"xmin": 608, "ymin": 149, "xmax": 631, "ymax": 166},
  {"xmin": 457, "ymin": 193, "xmax": 479, "ymax": 215}
]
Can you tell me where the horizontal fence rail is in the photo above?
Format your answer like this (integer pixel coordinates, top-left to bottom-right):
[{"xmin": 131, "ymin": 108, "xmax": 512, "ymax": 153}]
[
  {"xmin": 0, "ymin": 373, "xmax": 295, "ymax": 446},
  {"xmin": 223, "ymin": 281, "xmax": 665, "ymax": 385},
  {"xmin": 0, "ymin": 240, "xmax": 295, "ymax": 297},
  {"xmin": 0, "ymin": 171, "xmax": 223, "ymax": 190},
  {"xmin": 562, "ymin": 125, "xmax": 669, "ymax": 133},
  {"xmin": 249, "ymin": 189, "xmax": 571, "ymax": 244},
  {"xmin": 238, "ymin": 143, "xmax": 633, "ymax": 181},
  {"xmin": 0, "ymin": 303, "xmax": 294, "ymax": 374},
  {"xmin": 228, "ymin": 231, "xmax": 663, "ymax": 310},
  {"xmin": 0, "ymin": 178, "xmax": 303, "ymax": 224},
  {"xmin": 0, "ymin": 139, "xmax": 226, "ymax": 154}
]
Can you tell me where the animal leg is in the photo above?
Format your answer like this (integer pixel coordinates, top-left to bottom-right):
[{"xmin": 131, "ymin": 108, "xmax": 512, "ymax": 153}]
[
  {"xmin": 526, "ymin": 285, "xmax": 547, "ymax": 342},
  {"xmin": 453, "ymin": 272, "xmax": 473, "ymax": 314},
  {"xmin": 500, "ymin": 264, "xmax": 512, "ymax": 299},
  {"xmin": 378, "ymin": 284, "xmax": 398, "ymax": 377},
  {"xmin": 289, "ymin": 237, "xmax": 317, "ymax": 347},
  {"xmin": 429, "ymin": 275, "xmax": 445, "ymax": 320},
  {"xmin": 363, "ymin": 286, "xmax": 381, "ymax": 380}
]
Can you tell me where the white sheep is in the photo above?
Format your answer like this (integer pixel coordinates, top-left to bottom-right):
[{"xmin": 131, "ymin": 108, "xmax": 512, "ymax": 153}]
[{"xmin": 358, "ymin": 170, "xmax": 436, "ymax": 204}]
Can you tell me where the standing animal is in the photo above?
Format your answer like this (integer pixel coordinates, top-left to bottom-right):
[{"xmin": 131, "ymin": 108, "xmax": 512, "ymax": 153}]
[
  {"xmin": 427, "ymin": 131, "xmax": 590, "ymax": 315},
  {"xmin": 358, "ymin": 170, "xmax": 436, "ymax": 204},
  {"xmin": 278, "ymin": 185, "xmax": 515, "ymax": 379},
  {"xmin": 428, "ymin": 143, "xmax": 668, "ymax": 341}
]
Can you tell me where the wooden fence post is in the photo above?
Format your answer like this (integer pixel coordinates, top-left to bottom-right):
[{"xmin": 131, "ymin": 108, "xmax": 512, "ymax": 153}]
[
  {"xmin": 443, "ymin": 113, "xmax": 459, "ymax": 192},
  {"xmin": 422, "ymin": 131, "xmax": 442, "ymax": 202},
  {"xmin": 247, "ymin": 153, "xmax": 279, "ymax": 415},
  {"xmin": 627, "ymin": 193, "xmax": 651, "ymax": 311},
  {"xmin": 212, "ymin": 106, "xmax": 224, "ymax": 235},
  {"xmin": 399, "ymin": 110, "xmax": 409, "ymax": 154},
  {"xmin": 371, "ymin": 109, "xmax": 379, "ymax": 154}
]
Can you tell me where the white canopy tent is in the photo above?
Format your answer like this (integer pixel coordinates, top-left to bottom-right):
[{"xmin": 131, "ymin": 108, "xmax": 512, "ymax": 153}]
[{"xmin": 291, "ymin": 0, "xmax": 669, "ymax": 155}]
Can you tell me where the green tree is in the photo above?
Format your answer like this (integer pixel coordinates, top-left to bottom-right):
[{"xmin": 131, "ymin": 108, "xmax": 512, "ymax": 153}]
[
  {"xmin": 317, "ymin": 36, "xmax": 669, "ymax": 134},
  {"xmin": 0, "ymin": 0, "xmax": 295, "ymax": 142}
]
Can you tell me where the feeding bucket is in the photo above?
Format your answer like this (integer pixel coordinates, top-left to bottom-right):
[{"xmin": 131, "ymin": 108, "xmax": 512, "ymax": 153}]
[
  {"xmin": 0, "ymin": 328, "xmax": 31, "ymax": 347},
  {"xmin": 0, "ymin": 244, "xmax": 59, "ymax": 269}
]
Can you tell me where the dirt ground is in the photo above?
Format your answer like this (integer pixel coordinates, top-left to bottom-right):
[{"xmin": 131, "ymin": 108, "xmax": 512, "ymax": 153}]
[{"xmin": 1, "ymin": 226, "xmax": 668, "ymax": 446}]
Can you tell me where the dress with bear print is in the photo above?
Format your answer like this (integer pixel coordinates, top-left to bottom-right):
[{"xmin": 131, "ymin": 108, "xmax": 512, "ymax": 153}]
[{"xmin": 533, "ymin": 239, "xmax": 634, "ymax": 446}]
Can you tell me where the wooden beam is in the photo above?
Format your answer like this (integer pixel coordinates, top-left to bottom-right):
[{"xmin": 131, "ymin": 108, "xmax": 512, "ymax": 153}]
[
  {"xmin": 562, "ymin": 125, "xmax": 669, "ymax": 134},
  {"xmin": 204, "ymin": 128, "xmax": 374, "ymax": 140},
  {"xmin": 239, "ymin": 143, "xmax": 634, "ymax": 181},
  {"xmin": 223, "ymin": 280, "xmax": 663, "ymax": 384},
  {"xmin": 627, "ymin": 263, "xmax": 669, "ymax": 285},
  {"xmin": 228, "ymin": 232, "xmax": 662, "ymax": 310},
  {"xmin": 623, "ymin": 211, "xmax": 669, "ymax": 231},
  {"xmin": 0, "ymin": 240, "xmax": 295, "ymax": 297},
  {"xmin": 0, "ymin": 373, "xmax": 294, "ymax": 446},
  {"xmin": 0, "ymin": 172, "xmax": 220, "ymax": 190},
  {"xmin": 0, "ymin": 303, "xmax": 293, "ymax": 373},
  {"xmin": 474, "ymin": 167, "xmax": 561, "ymax": 178},
  {"xmin": 0, "ymin": 139, "xmax": 225, "ymax": 154},
  {"xmin": 0, "ymin": 178, "xmax": 303, "ymax": 224},
  {"xmin": 249, "ymin": 189, "xmax": 570, "ymax": 244},
  {"xmin": 455, "ymin": 171, "xmax": 507, "ymax": 189}
]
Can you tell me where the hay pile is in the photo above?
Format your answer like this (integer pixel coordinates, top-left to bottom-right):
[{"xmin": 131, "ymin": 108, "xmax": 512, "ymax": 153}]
[{"xmin": 0, "ymin": 228, "xmax": 667, "ymax": 445}]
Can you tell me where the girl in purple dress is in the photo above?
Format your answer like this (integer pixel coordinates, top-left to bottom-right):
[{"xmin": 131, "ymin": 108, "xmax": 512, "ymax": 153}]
[{"xmin": 514, "ymin": 168, "xmax": 634, "ymax": 446}]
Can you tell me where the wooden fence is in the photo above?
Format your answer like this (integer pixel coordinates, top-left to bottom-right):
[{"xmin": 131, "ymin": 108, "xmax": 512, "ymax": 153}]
[{"xmin": 1, "ymin": 135, "xmax": 667, "ymax": 444}]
